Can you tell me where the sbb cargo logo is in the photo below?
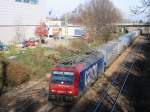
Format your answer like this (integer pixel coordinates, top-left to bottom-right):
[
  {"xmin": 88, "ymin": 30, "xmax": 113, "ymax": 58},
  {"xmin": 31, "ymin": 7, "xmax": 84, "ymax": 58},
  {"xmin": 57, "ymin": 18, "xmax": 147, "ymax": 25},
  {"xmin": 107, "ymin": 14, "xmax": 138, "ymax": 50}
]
[{"xmin": 85, "ymin": 64, "xmax": 98, "ymax": 86}]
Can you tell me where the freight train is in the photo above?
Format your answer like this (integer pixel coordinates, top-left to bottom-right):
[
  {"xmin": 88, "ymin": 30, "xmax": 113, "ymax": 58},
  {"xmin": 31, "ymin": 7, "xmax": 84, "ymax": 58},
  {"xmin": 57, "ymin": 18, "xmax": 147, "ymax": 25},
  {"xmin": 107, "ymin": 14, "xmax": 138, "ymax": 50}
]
[{"xmin": 48, "ymin": 30, "xmax": 141, "ymax": 103}]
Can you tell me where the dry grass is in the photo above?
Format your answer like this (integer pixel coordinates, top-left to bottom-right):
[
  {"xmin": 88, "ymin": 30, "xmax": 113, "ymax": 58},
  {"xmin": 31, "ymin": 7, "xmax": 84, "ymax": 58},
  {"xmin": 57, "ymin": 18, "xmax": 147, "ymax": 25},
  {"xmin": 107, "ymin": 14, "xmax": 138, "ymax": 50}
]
[
  {"xmin": 70, "ymin": 39, "xmax": 90, "ymax": 54},
  {"xmin": 7, "ymin": 62, "xmax": 31, "ymax": 86}
]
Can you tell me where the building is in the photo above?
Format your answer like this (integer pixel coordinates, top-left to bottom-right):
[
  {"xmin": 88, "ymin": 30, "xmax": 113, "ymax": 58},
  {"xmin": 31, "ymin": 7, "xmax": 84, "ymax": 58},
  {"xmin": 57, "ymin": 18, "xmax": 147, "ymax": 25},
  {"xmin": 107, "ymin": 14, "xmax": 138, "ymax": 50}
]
[
  {"xmin": 0, "ymin": 0, "xmax": 47, "ymax": 42},
  {"xmin": 45, "ymin": 20, "xmax": 84, "ymax": 39}
]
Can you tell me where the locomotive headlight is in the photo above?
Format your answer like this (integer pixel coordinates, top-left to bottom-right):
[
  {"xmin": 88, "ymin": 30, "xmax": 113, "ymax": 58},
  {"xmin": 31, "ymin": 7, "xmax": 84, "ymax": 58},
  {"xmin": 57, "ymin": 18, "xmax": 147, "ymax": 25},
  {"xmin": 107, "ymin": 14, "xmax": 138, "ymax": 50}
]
[
  {"xmin": 68, "ymin": 91, "xmax": 73, "ymax": 94},
  {"xmin": 51, "ymin": 89, "xmax": 55, "ymax": 93}
]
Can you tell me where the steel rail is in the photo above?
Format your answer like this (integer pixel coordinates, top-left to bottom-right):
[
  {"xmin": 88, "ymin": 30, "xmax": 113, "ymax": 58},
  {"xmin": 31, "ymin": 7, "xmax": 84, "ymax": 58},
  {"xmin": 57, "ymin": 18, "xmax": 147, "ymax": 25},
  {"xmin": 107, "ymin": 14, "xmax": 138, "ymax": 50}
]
[
  {"xmin": 109, "ymin": 63, "xmax": 134, "ymax": 112},
  {"xmin": 109, "ymin": 46, "xmax": 142, "ymax": 112},
  {"xmin": 91, "ymin": 73, "xmax": 120, "ymax": 112},
  {"xmin": 91, "ymin": 54, "xmax": 131, "ymax": 112},
  {"xmin": 91, "ymin": 39, "xmax": 143, "ymax": 112}
]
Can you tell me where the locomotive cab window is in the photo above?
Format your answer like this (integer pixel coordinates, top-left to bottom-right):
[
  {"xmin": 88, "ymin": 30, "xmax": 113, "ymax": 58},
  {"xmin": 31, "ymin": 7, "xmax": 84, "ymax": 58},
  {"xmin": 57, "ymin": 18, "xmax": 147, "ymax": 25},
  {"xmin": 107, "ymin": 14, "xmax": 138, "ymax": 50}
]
[{"xmin": 51, "ymin": 71, "xmax": 74, "ymax": 85}]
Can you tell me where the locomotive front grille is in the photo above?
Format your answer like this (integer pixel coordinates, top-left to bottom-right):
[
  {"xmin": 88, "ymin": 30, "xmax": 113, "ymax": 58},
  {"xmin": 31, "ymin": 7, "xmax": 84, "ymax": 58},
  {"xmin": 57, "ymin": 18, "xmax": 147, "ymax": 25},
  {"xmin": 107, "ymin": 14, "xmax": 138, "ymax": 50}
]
[{"xmin": 48, "ymin": 94, "xmax": 74, "ymax": 102}]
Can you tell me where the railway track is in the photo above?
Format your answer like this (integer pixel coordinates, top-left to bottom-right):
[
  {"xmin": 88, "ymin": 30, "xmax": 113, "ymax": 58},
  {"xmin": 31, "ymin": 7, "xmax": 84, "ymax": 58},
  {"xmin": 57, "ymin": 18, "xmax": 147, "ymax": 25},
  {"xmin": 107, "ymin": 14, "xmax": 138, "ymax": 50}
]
[
  {"xmin": 70, "ymin": 36, "xmax": 146, "ymax": 112},
  {"xmin": 0, "ymin": 79, "xmax": 48, "ymax": 112},
  {"xmin": 0, "ymin": 35, "xmax": 147, "ymax": 112},
  {"xmin": 87, "ymin": 36, "xmax": 145, "ymax": 112}
]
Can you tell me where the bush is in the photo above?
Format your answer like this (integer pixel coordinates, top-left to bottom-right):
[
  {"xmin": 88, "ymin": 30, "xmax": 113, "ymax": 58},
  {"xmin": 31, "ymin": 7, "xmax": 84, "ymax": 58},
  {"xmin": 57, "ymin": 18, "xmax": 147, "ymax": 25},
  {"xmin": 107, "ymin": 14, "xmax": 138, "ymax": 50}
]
[
  {"xmin": 54, "ymin": 46, "xmax": 74, "ymax": 61},
  {"xmin": 15, "ymin": 47, "xmax": 51, "ymax": 78},
  {"xmin": 7, "ymin": 62, "xmax": 31, "ymax": 86},
  {"xmin": 71, "ymin": 39, "xmax": 89, "ymax": 54},
  {"xmin": 45, "ymin": 51, "xmax": 61, "ymax": 65}
]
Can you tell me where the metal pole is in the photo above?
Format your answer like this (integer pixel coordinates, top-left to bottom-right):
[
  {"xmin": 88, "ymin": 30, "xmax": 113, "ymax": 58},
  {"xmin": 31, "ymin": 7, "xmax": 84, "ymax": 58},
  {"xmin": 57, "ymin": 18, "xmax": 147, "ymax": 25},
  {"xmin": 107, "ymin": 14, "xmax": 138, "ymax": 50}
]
[
  {"xmin": 65, "ymin": 14, "xmax": 67, "ymax": 40},
  {"xmin": 64, "ymin": 14, "xmax": 68, "ymax": 46}
]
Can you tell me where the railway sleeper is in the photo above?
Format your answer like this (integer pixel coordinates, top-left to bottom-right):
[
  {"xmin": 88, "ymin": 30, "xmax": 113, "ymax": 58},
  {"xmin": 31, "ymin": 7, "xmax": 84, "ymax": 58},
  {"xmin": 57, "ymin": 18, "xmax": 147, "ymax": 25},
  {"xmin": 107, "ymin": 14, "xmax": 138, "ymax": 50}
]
[{"xmin": 16, "ymin": 98, "xmax": 38, "ymax": 112}]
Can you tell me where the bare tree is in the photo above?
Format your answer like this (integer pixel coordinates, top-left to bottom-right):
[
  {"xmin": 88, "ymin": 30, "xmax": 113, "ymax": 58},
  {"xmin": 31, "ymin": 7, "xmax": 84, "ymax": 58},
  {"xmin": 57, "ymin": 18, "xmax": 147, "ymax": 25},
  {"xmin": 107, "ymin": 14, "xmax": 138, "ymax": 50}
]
[
  {"xmin": 15, "ymin": 26, "xmax": 25, "ymax": 42},
  {"xmin": 61, "ymin": 0, "xmax": 122, "ymax": 42},
  {"xmin": 14, "ymin": 19, "xmax": 25, "ymax": 42},
  {"xmin": 61, "ymin": 4, "xmax": 83, "ymax": 25},
  {"xmin": 132, "ymin": 0, "xmax": 150, "ymax": 34},
  {"xmin": 132, "ymin": 0, "xmax": 150, "ymax": 18},
  {"xmin": 80, "ymin": 0, "xmax": 122, "ymax": 41}
]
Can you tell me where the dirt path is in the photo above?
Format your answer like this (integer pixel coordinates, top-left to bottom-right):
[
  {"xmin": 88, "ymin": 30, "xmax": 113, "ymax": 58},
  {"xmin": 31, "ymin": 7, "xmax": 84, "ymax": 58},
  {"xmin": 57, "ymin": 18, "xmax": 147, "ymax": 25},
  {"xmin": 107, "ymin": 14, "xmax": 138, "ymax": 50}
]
[
  {"xmin": 105, "ymin": 37, "xmax": 140, "ymax": 77},
  {"xmin": 0, "ymin": 78, "xmax": 49, "ymax": 112}
]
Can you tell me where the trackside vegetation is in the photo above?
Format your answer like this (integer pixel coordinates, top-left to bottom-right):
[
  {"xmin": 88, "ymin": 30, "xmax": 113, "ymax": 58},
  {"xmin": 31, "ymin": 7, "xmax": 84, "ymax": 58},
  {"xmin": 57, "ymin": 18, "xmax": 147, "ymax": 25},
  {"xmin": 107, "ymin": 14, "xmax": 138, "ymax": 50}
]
[{"xmin": 0, "ymin": 31, "xmax": 123, "ymax": 88}]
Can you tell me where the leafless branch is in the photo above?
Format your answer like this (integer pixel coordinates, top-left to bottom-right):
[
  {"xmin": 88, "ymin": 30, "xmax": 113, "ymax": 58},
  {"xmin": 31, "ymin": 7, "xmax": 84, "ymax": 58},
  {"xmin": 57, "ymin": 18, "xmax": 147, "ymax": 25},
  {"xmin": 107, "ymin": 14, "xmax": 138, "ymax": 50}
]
[{"xmin": 131, "ymin": 0, "xmax": 150, "ymax": 17}]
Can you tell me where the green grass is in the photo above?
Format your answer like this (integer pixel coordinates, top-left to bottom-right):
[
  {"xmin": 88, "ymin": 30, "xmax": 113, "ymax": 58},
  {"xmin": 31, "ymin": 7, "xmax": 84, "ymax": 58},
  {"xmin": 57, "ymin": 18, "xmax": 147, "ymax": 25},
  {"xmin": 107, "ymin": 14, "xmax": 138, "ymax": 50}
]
[
  {"xmin": 2, "ymin": 31, "xmax": 125, "ymax": 86},
  {"xmin": 4, "ymin": 46, "xmax": 75, "ymax": 79},
  {"xmin": 14, "ymin": 47, "xmax": 52, "ymax": 78}
]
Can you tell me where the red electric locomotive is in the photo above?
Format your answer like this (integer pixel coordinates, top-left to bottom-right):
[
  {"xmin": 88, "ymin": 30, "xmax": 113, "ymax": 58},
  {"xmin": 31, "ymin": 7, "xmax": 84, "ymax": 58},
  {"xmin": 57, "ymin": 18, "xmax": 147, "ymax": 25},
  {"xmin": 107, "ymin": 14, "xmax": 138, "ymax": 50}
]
[
  {"xmin": 48, "ymin": 52, "xmax": 105, "ymax": 103},
  {"xmin": 48, "ymin": 64, "xmax": 84, "ymax": 102}
]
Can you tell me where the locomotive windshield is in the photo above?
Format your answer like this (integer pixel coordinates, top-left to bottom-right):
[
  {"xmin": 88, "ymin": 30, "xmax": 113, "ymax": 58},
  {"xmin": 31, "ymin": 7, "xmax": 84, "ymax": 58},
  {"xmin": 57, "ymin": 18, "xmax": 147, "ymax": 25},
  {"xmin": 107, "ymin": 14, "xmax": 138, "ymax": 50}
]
[{"xmin": 51, "ymin": 71, "xmax": 74, "ymax": 85}]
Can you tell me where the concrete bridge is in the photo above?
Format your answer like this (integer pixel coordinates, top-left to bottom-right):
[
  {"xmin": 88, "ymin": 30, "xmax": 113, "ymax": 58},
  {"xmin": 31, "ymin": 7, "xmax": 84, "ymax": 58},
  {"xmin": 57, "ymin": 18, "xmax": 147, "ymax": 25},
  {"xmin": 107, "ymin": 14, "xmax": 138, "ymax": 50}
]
[
  {"xmin": 114, "ymin": 23, "xmax": 150, "ymax": 27},
  {"xmin": 112, "ymin": 23, "xmax": 150, "ymax": 34}
]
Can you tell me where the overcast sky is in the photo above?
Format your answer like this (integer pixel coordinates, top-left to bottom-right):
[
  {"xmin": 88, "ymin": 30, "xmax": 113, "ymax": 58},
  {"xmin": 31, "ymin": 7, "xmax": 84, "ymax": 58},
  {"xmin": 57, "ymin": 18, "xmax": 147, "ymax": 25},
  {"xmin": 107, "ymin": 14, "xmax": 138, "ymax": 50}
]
[{"xmin": 46, "ymin": 0, "xmax": 146, "ymax": 21}]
